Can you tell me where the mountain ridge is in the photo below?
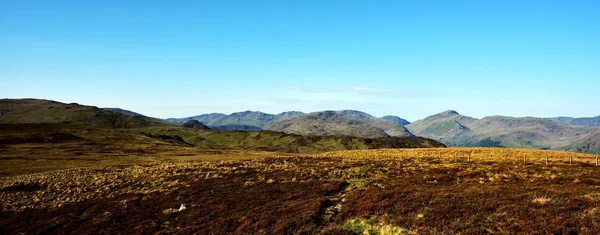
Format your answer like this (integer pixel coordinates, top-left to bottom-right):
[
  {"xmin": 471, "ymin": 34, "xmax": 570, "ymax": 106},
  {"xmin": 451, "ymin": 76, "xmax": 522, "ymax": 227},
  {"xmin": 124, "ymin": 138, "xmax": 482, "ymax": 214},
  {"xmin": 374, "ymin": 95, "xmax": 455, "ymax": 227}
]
[{"xmin": 265, "ymin": 111, "xmax": 414, "ymax": 139}]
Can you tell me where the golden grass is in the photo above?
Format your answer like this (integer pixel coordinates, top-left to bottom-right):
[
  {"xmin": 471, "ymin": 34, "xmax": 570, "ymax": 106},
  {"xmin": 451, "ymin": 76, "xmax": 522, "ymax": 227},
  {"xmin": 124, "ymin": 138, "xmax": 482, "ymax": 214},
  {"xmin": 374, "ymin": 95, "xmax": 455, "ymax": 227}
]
[
  {"xmin": 316, "ymin": 147, "xmax": 599, "ymax": 165},
  {"xmin": 532, "ymin": 194, "xmax": 553, "ymax": 205},
  {"xmin": 2, "ymin": 147, "xmax": 600, "ymax": 233}
]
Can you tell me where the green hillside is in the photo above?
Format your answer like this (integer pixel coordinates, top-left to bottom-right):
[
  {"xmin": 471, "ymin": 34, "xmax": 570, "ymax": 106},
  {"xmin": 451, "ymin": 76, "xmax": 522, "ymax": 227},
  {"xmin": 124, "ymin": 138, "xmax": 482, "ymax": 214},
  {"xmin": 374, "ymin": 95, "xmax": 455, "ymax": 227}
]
[{"xmin": 0, "ymin": 99, "xmax": 155, "ymax": 128}]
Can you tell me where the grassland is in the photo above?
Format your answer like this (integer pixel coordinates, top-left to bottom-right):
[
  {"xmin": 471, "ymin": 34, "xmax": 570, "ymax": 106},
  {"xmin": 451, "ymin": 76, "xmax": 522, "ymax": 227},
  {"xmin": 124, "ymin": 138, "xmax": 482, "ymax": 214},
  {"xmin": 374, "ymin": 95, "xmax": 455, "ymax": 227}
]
[{"xmin": 2, "ymin": 147, "xmax": 600, "ymax": 234}]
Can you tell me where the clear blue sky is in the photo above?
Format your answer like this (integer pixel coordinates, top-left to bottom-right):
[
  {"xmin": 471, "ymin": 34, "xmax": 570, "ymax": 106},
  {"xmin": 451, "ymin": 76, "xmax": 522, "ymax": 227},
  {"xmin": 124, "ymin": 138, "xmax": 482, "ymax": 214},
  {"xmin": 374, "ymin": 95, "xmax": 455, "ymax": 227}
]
[{"xmin": 1, "ymin": 0, "xmax": 599, "ymax": 121}]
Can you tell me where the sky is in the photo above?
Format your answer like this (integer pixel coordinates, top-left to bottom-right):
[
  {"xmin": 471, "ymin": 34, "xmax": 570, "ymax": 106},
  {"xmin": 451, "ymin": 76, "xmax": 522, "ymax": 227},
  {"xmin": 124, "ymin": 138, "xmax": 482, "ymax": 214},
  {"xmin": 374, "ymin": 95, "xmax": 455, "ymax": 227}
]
[{"xmin": 1, "ymin": 0, "xmax": 599, "ymax": 121}]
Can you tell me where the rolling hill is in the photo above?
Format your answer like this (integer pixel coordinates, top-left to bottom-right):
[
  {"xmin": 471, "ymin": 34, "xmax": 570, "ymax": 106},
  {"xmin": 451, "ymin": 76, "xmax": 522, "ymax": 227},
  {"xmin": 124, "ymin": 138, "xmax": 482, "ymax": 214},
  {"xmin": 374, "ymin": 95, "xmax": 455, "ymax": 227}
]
[
  {"xmin": 0, "ymin": 99, "xmax": 155, "ymax": 128},
  {"xmin": 265, "ymin": 111, "xmax": 413, "ymax": 138}
]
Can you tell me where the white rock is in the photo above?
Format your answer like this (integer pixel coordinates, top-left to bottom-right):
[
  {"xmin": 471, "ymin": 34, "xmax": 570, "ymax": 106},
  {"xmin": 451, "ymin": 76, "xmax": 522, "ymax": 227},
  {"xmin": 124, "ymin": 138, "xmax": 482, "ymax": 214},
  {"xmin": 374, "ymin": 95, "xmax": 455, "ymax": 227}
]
[{"xmin": 178, "ymin": 203, "xmax": 188, "ymax": 211}]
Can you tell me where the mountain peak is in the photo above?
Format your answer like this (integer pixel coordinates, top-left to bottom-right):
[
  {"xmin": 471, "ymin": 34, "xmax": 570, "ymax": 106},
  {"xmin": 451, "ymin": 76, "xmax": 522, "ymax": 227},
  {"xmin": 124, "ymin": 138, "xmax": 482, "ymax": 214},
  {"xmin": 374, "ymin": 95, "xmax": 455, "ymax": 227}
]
[{"xmin": 442, "ymin": 110, "xmax": 460, "ymax": 115}]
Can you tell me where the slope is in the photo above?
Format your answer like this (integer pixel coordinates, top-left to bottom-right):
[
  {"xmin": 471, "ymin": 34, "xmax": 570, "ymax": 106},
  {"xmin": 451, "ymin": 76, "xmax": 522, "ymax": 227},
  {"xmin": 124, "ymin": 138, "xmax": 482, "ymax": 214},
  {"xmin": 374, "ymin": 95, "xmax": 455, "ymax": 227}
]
[
  {"xmin": 550, "ymin": 116, "xmax": 600, "ymax": 127},
  {"xmin": 0, "ymin": 99, "xmax": 155, "ymax": 128},
  {"xmin": 266, "ymin": 111, "xmax": 413, "ymax": 138},
  {"xmin": 406, "ymin": 110, "xmax": 599, "ymax": 151}
]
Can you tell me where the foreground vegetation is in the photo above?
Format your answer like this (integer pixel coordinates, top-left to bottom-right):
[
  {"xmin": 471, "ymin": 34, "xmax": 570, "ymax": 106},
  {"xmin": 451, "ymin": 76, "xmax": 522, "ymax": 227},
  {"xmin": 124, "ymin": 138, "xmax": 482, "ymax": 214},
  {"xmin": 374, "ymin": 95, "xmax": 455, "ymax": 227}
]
[{"xmin": 2, "ymin": 147, "xmax": 600, "ymax": 234}]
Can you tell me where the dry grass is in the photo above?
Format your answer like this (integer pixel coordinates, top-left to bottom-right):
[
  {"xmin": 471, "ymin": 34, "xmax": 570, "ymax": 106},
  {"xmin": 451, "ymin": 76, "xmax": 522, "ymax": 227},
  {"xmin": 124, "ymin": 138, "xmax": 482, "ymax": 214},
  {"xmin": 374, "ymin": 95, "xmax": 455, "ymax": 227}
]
[
  {"xmin": 531, "ymin": 194, "xmax": 553, "ymax": 205},
  {"xmin": 317, "ymin": 147, "xmax": 599, "ymax": 165},
  {"xmin": 2, "ymin": 147, "xmax": 600, "ymax": 234}
]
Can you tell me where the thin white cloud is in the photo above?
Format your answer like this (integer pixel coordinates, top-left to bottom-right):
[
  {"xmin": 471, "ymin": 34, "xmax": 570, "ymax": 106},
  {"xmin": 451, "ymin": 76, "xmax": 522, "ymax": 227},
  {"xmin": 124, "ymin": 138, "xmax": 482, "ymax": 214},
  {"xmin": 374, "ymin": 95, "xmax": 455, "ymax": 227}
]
[{"xmin": 285, "ymin": 85, "xmax": 402, "ymax": 96}]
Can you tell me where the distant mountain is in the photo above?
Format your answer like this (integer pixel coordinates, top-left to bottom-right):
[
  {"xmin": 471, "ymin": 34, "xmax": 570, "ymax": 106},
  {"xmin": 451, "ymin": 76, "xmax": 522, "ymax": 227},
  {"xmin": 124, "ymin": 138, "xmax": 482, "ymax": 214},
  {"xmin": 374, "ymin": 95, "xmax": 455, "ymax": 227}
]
[
  {"xmin": 559, "ymin": 130, "xmax": 600, "ymax": 154},
  {"xmin": 379, "ymin": 115, "xmax": 411, "ymax": 126},
  {"xmin": 103, "ymin": 108, "xmax": 163, "ymax": 122},
  {"xmin": 167, "ymin": 110, "xmax": 411, "ymax": 133},
  {"xmin": 549, "ymin": 116, "xmax": 600, "ymax": 127},
  {"xmin": 182, "ymin": 120, "xmax": 210, "ymax": 130},
  {"xmin": 0, "ymin": 99, "xmax": 155, "ymax": 128},
  {"xmin": 265, "ymin": 111, "xmax": 413, "ymax": 138},
  {"xmin": 165, "ymin": 113, "xmax": 227, "ymax": 125},
  {"xmin": 165, "ymin": 111, "xmax": 305, "ymax": 131},
  {"xmin": 405, "ymin": 110, "xmax": 476, "ymax": 144},
  {"xmin": 406, "ymin": 110, "xmax": 599, "ymax": 151}
]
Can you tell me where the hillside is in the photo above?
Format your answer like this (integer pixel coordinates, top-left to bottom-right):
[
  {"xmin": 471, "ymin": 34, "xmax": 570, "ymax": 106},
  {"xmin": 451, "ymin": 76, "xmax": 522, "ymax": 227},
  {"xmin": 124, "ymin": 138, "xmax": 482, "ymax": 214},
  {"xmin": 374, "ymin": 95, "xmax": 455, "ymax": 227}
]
[
  {"xmin": 550, "ymin": 116, "xmax": 600, "ymax": 127},
  {"xmin": 266, "ymin": 111, "xmax": 413, "ymax": 138},
  {"xmin": 165, "ymin": 111, "xmax": 305, "ymax": 130},
  {"xmin": 102, "ymin": 108, "xmax": 162, "ymax": 122},
  {"xmin": 0, "ymin": 99, "xmax": 444, "ymax": 155},
  {"xmin": 166, "ymin": 110, "xmax": 410, "ymax": 132},
  {"xmin": 138, "ymin": 126, "xmax": 442, "ymax": 153},
  {"xmin": 560, "ymin": 130, "xmax": 600, "ymax": 154},
  {"xmin": 0, "ymin": 99, "xmax": 155, "ymax": 128},
  {"xmin": 406, "ymin": 110, "xmax": 599, "ymax": 151},
  {"xmin": 182, "ymin": 120, "xmax": 210, "ymax": 130},
  {"xmin": 380, "ymin": 115, "xmax": 411, "ymax": 126}
]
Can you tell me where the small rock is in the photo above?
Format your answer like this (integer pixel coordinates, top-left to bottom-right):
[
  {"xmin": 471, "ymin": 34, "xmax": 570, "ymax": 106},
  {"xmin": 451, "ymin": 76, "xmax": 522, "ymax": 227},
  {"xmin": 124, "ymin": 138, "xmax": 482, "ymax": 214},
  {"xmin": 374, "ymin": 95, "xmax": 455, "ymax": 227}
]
[{"xmin": 178, "ymin": 203, "xmax": 190, "ymax": 211}]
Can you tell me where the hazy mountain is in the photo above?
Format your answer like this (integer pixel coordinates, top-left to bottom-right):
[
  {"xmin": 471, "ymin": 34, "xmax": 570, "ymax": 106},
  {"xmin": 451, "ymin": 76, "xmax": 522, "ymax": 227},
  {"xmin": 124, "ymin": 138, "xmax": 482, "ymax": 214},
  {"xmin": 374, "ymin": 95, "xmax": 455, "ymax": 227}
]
[
  {"xmin": 266, "ymin": 111, "xmax": 413, "ymax": 138},
  {"xmin": 182, "ymin": 120, "xmax": 210, "ymax": 130},
  {"xmin": 406, "ymin": 110, "xmax": 599, "ymax": 151},
  {"xmin": 549, "ymin": 116, "xmax": 600, "ymax": 127},
  {"xmin": 379, "ymin": 115, "xmax": 411, "ymax": 126},
  {"xmin": 165, "ymin": 111, "xmax": 305, "ymax": 131},
  {"xmin": 560, "ymin": 130, "xmax": 600, "ymax": 154},
  {"xmin": 405, "ymin": 110, "xmax": 476, "ymax": 144},
  {"xmin": 0, "ymin": 99, "xmax": 155, "ymax": 128},
  {"xmin": 165, "ymin": 113, "xmax": 228, "ymax": 125}
]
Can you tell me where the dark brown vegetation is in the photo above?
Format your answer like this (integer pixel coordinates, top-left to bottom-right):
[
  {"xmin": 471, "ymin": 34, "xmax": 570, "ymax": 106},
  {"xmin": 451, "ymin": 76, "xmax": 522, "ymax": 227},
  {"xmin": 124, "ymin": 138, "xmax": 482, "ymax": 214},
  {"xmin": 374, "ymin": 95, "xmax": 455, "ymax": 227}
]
[{"xmin": 1, "ymin": 148, "xmax": 600, "ymax": 234}]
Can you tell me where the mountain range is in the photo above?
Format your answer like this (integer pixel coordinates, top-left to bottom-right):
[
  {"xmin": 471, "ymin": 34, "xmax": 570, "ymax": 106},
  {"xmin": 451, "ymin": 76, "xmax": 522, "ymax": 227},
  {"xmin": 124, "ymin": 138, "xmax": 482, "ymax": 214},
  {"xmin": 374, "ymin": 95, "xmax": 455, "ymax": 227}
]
[
  {"xmin": 549, "ymin": 116, "xmax": 600, "ymax": 127},
  {"xmin": 163, "ymin": 109, "xmax": 600, "ymax": 154},
  {"xmin": 0, "ymin": 99, "xmax": 444, "ymax": 153},
  {"xmin": 405, "ymin": 110, "xmax": 600, "ymax": 151},
  {"xmin": 3, "ymin": 98, "xmax": 598, "ymax": 154},
  {"xmin": 165, "ymin": 111, "xmax": 305, "ymax": 131},
  {"xmin": 265, "ymin": 110, "xmax": 413, "ymax": 138}
]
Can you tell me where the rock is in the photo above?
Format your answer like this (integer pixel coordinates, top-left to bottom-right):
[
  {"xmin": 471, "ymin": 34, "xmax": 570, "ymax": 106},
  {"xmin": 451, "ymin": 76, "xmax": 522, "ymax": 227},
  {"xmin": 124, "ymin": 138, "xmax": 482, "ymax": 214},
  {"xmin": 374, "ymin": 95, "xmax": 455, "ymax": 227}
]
[{"xmin": 178, "ymin": 203, "xmax": 190, "ymax": 211}]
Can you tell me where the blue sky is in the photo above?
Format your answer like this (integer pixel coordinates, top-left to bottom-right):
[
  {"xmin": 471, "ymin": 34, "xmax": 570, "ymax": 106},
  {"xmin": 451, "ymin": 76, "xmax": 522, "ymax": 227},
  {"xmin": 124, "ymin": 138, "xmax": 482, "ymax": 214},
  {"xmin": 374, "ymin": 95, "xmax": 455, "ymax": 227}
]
[{"xmin": 1, "ymin": 0, "xmax": 599, "ymax": 121}]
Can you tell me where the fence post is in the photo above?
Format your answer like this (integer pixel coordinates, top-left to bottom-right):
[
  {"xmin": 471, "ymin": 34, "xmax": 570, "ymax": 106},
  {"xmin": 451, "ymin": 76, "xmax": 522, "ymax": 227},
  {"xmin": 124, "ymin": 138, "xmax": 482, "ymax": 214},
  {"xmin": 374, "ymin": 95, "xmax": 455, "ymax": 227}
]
[
  {"xmin": 523, "ymin": 155, "xmax": 526, "ymax": 165},
  {"xmin": 569, "ymin": 156, "xmax": 572, "ymax": 165},
  {"xmin": 455, "ymin": 152, "xmax": 458, "ymax": 163},
  {"xmin": 596, "ymin": 156, "xmax": 598, "ymax": 166},
  {"xmin": 545, "ymin": 155, "xmax": 549, "ymax": 166}
]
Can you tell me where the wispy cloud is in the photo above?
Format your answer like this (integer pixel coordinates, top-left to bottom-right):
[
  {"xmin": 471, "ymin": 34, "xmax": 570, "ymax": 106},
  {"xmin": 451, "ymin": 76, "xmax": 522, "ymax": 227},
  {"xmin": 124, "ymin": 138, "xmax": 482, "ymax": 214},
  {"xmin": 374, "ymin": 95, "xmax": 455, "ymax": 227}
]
[
  {"xmin": 285, "ymin": 85, "xmax": 403, "ymax": 96},
  {"xmin": 284, "ymin": 86, "xmax": 333, "ymax": 93}
]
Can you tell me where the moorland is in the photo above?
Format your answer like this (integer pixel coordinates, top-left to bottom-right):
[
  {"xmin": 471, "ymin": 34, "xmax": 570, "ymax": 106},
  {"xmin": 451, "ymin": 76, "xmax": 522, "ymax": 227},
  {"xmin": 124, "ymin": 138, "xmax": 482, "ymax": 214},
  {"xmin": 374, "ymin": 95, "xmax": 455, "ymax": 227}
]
[{"xmin": 1, "ymin": 99, "xmax": 600, "ymax": 234}]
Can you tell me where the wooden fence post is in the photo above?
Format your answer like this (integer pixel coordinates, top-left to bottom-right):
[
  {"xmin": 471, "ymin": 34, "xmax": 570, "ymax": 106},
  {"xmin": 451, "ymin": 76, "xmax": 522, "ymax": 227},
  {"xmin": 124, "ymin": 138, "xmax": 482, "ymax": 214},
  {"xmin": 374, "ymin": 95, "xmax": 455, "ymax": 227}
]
[
  {"xmin": 545, "ymin": 155, "xmax": 549, "ymax": 166},
  {"xmin": 569, "ymin": 156, "xmax": 572, "ymax": 165},
  {"xmin": 596, "ymin": 156, "xmax": 598, "ymax": 166},
  {"xmin": 523, "ymin": 155, "xmax": 526, "ymax": 165}
]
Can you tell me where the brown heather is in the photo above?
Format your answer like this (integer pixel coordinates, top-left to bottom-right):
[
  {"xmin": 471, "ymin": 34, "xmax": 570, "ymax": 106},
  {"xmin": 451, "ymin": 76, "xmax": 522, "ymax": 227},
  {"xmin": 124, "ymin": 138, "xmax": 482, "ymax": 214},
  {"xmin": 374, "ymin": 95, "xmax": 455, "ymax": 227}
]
[{"xmin": 1, "ymin": 147, "xmax": 600, "ymax": 234}]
